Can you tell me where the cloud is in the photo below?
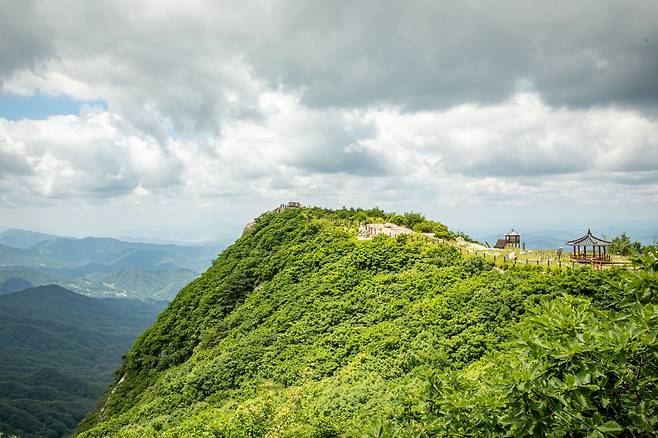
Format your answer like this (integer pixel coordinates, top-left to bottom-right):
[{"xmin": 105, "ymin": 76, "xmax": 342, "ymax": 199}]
[
  {"xmin": 0, "ymin": 109, "xmax": 184, "ymax": 200},
  {"xmin": 1, "ymin": 0, "xmax": 266, "ymax": 139},
  {"xmin": 220, "ymin": 93, "xmax": 385, "ymax": 177},
  {"xmin": 2, "ymin": 91, "xmax": 655, "ymax": 210},
  {"xmin": 0, "ymin": 0, "xmax": 54, "ymax": 77},
  {"xmin": 0, "ymin": 1, "xmax": 656, "ymax": 236},
  {"xmin": 1, "ymin": 0, "xmax": 657, "ymax": 139},
  {"xmin": 247, "ymin": 0, "xmax": 658, "ymax": 111},
  {"xmin": 365, "ymin": 93, "xmax": 658, "ymax": 179}
]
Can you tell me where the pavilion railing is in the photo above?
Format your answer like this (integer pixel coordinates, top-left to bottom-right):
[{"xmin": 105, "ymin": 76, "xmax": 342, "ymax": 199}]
[{"xmin": 569, "ymin": 254, "xmax": 612, "ymax": 263}]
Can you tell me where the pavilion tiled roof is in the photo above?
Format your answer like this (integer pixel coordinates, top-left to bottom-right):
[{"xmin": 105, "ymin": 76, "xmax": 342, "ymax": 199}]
[{"xmin": 565, "ymin": 229, "xmax": 612, "ymax": 247}]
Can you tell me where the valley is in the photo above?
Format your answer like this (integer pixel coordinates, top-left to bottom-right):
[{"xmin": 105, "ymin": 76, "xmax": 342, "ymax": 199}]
[
  {"xmin": 0, "ymin": 229, "xmax": 230, "ymax": 437},
  {"xmin": 0, "ymin": 285, "xmax": 167, "ymax": 437}
]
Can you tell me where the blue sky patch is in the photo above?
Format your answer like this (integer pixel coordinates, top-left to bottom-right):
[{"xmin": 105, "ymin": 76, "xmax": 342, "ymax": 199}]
[{"xmin": 0, "ymin": 92, "xmax": 106, "ymax": 120}]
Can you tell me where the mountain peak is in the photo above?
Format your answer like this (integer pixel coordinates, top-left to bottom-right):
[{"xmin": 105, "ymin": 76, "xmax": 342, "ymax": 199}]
[{"xmin": 1, "ymin": 284, "xmax": 89, "ymax": 303}]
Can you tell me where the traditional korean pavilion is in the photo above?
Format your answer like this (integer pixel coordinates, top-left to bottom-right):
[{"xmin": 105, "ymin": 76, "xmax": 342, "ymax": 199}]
[{"xmin": 565, "ymin": 229, "xmax": 612, "ymax": 263}]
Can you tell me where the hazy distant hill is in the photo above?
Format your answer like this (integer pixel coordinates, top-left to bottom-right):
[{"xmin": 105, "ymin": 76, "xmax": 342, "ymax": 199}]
[
  {"xmin": 0, "ymin": 243, "xmax": 61, "ymax": 267},
  {"xmin": 0, "ymin": 229, "xmax": 57, "ymax": 249},
  {"xmin": 0, "ymin": 285, "xmax": 166, "ymax": 438},
  {"xmin": 18, "ymin": 236, "xmax": 218, "ymax": 271},
  {"xmin": 0, "ymin": 229, "xmax": 228, "ymax": 300}
]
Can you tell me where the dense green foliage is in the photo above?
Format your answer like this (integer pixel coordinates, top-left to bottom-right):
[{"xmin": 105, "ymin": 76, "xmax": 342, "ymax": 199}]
[
  {"xmin": 0, "ymin": 286, "xmax": 165, "ymax": 437},
  {"xmin": 77, "ymin": 208, "xmax": 640, "ymax": 437},
  {"xmin": 384, "ymin": 248, "xmax": 658, "ymax": 436},
  {"xmin": 318, "ymin": 207, "xmax": 473, "ymax": 241}
]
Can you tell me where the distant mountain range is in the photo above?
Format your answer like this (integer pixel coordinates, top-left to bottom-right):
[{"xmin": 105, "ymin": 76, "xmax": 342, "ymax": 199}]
[
  {"xmin": 0, "ymin": 285, "xmax": 166, "ymax": 438},
  {"xmin": 0, "ymin": 229, "xmax": 230, "ymax": 300},
  {"xmin": 0, "ymin": 229, "xmax": 59, "ymax": 249}
]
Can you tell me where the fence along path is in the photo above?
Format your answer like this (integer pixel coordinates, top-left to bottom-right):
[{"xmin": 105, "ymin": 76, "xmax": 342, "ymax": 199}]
[{"xmin": 456, "ymin": 246, "xmax": 633, "ymax": 271}]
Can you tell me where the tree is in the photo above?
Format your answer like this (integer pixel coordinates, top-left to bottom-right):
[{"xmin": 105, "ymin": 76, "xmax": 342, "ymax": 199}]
[{"xmin": 609, "ymin": 232, "xmax": 641, "ymax": 256}]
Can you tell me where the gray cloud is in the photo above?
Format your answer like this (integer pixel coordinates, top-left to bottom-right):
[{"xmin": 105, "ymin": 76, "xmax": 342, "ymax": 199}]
[
  {"xmin": 0, "ymin": 0, "xmax": 54, "ymax": 77},
  {"xmin": 293, "ymin": 147, "xmax": 390, "ymax": 176},
  {"xmin": 283, "ymin": 111, "xmax": 387, "ymax": 176},
  {"xmin": 243, "ymin": 0, "xmax": 658, "ymax": 111},
  {"xmin": 0, "ymin": 146, "xmax": 33, "ymax": 177},
  {"xmin": 1, "ymin": 0, "xmax": 657, "ymax": 139}
]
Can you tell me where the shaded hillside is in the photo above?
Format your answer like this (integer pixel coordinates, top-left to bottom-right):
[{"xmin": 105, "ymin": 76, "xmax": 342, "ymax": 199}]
[
  {"xmin": 0, "ymin": 285, "xmax": 166, "ymax": 438},
  {"xmin": 79, "ymin": 207, "xmax": 634, "ymax": 436},
  {"xmin": 0, "ymin": 276, "xmax": 34, "ymax": 294}
]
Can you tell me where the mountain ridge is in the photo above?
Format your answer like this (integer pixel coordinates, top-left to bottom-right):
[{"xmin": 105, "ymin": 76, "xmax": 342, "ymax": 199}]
[
  {"xmin": 0, "ymin": 230, "xmax": 227, "ymax": 300},
  {"xmin": 78, "ymin": 206, "xmax": 638, "ymax": 436},
  {"xmin": 0, "ymin": 229, "xmax": 58, "ymax": 249}
]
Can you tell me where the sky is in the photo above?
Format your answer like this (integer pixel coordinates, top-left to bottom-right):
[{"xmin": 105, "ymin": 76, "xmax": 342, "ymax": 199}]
[{"xmin": 0, "ymin": 0, "xmax": 657, "ymax": 242}]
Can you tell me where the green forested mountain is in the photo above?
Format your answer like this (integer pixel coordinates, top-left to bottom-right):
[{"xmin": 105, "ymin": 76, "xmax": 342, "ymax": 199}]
[
  {"xmin": 0, "ymin": 285, "xmax": 166, "ymax": 437},
  {"xmin": 76, "ymin": 207, "xmax": 658, "ymax": 437},
  {"xmin": 0, "ymin": 266, "xmax": 198, "ymax": 300}
]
